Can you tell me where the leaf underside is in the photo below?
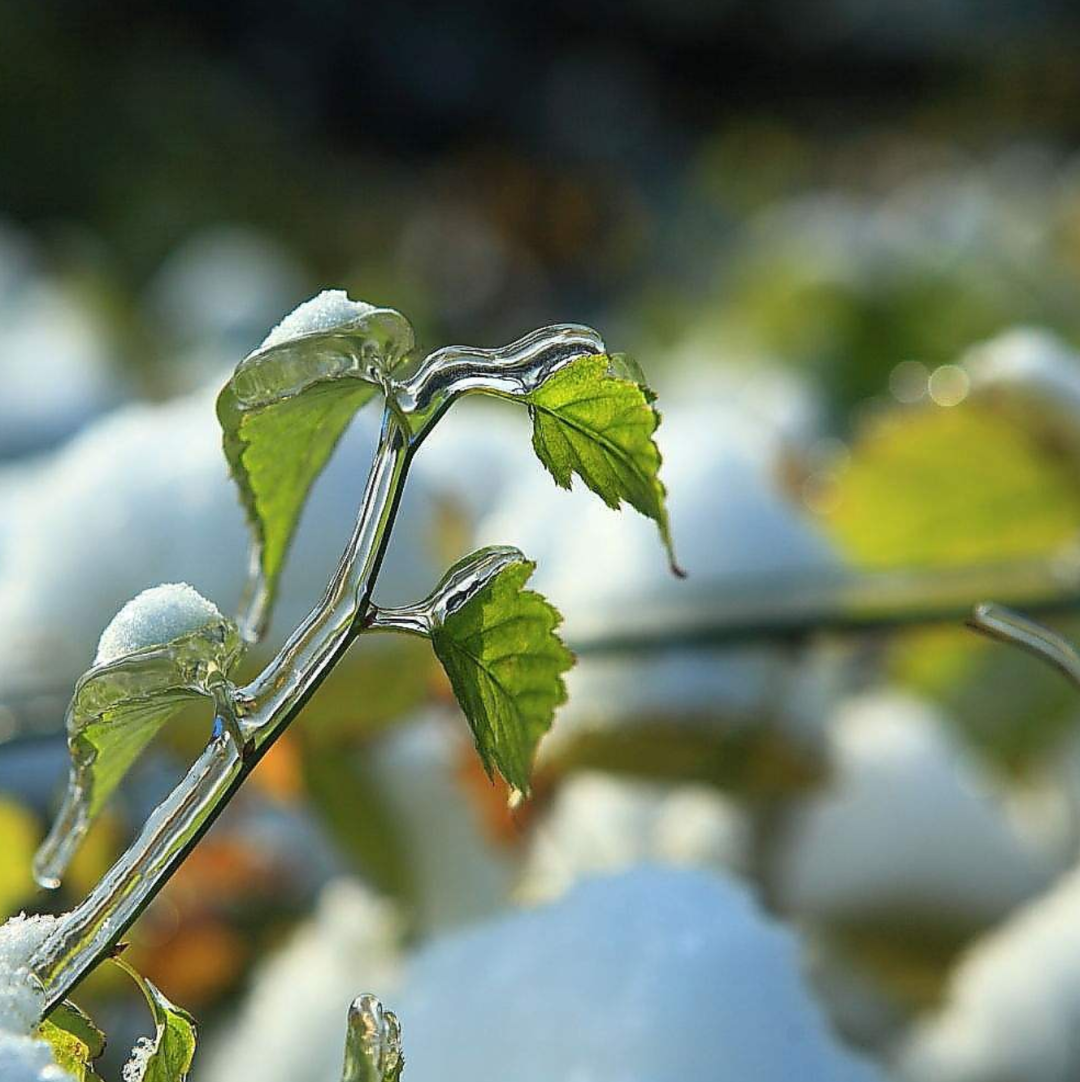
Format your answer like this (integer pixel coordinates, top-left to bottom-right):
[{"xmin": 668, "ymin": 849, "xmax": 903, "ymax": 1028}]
[
  {"xmin": 115, "ymin": 958, "xmax": 198, "ymax": 1082},
  {"xmin": 525, "ymin": 353, "xmax": 679, "ymax": 572},
  {"xmin": 431, "ymin": 558, "xmax": 573, "ymax": 793},
  {"xmin": 218, "ymin": 378, "xmax": 379, "ymax": 631}
]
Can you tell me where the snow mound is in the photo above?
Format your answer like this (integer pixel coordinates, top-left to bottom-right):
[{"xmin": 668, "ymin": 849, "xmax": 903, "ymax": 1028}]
[
  {"xmin": 94, "ymin": 582, "xmax": 223, "ymax": 665},
  {"xmin": 397, "ymin": 867, "xmax": 886, "ymax": 1082},
  {"xmin": 900, "ymin": 863, "xmax": 1080, "ymax": 1082},
  {"xmin": 260, "ymin": 290, "xmax": 376, "ymax": 350},
  {"xmin": 775, "ymin": 693, "xmax": 1055, "ymax": 923},
  {"xmin": 199, "ymin": 879, "xmax": 401, "ymax": 1082},
  {"xmin": 521, "ymin": 772, "xmax": 749, "ymax": 902}
]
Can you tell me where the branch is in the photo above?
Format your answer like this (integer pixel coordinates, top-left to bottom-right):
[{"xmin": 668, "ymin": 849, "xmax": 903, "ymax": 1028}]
[{"xmin": 29, "ymin": 410, "xmax": 412, "ymax": 1010}]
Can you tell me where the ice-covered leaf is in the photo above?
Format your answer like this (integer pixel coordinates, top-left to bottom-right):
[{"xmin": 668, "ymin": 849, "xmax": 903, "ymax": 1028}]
[
  {"xmin": 218, "ymin": 291, "xmax": 414, "ymax": 638},
  {"xmin": 34, "ymin": 585, "xmax": 243, "ymax": 889},
  {"xmin": 523, "ymin": 353, "xmax": 679, "ymax": 572},
  {"xmin": 114, "ymin": 958, "xmax": 197, "ymax": 1082},
  {"xmin": 341, "ymin": 994, "xmax": 403, "ymax": 1082},
  {"xmin": 427, "ymin": 548, "xmax": 573, "ymax": 793},
  {"xmin": 36, "ymin": 1000, "xmax": 106, "ymax": 1082}
]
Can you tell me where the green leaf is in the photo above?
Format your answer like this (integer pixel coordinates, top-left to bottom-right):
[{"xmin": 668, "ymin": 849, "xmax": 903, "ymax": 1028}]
[
  {"xmin": 36, "ymin": 1000, "xmax": 106, "ymax": 1082},
  {"xmin": 218, "ymin": 300, "xmax": 414, "ymax": 638},
  {"xmin": 114, "ymin": 957, "xmax": 198, "ymax": 1082},
  {"xmin": 34, "ymin": 610, "xmax": 243, "ymax": 889},
  {"xmin": 523, "ymin": 352, "xmax": 680, "ymax": 573},
  {"xmin": 341, "ymin": 994, "xmax": 404, "ymax": 1082},
  {"xmin": 820, "ymin": 401, "xmax": 1080, "ymax": 569},
  {"xmin": 429, "ymin": 549, "xmax": 574, "ymax": 793}
]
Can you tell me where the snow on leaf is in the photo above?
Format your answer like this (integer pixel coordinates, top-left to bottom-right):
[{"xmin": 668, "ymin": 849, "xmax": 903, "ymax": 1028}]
[
  {"xmin": 114, "ymin": 958, "xmax": 197, "ymax": 1082},
  {"xmin": 217, "ymin": 292, "xmax": 414, "ymax": 639},
  {"xmin": 34, "ymin": 586, "xmax": 243, "ymax": 890}
]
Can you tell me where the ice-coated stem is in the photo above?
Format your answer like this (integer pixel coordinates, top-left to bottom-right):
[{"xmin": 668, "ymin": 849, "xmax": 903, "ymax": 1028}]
[
  {"xmin": 27, "ymin": 321, "xmax": 605, "ymax": 1012},
  {"xmin": 29, "ymin": 410, "xmax": 411, "ymax": 1009},
  {"xmin": 968, "ymin": 602, "xmax": 1080, "ymax": 690}
]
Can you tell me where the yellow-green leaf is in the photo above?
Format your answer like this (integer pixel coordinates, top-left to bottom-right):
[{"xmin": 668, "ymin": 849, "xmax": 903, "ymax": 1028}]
[
  {"xmin": 114, "ymin": 957, "xmax": 198, "ymax": 1082},
  {"xmin": 36, "ymin": 1000, "xmax": 106, "ymax": 1082}
]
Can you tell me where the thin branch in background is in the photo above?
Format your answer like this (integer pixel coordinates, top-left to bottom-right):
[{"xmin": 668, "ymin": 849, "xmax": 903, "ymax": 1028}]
[{"xmin": 967, "ymin": 602, "xmax": 1080, "ymax": 690}]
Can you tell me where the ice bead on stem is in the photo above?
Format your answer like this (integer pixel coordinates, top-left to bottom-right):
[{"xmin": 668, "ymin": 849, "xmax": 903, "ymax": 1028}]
[{"xmin": 95, "ymin": 583, "xmax": 224, "ymax": 665}]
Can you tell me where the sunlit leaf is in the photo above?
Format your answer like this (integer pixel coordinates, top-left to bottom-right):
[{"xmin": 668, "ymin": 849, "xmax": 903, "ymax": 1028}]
[
  {"xmin": 218, "ymin": 297, "xmax": 413, "ymax": 637},
  {"xmin": 36, "ymin": 1000, "xmax": 106, "ymax": 1082},
  {"xmin": 820, "ymin": 401, "xmax": 1080, "ymax": 568},
  {"xmin": 428, "ymin": 550, "xmax": 574, "ymax": 793},
  {"xmin": 114, "ymin": 957, "xmax": 198, "ymax": 1082},
  {"xmin": 522, "ymin": 352, "xmax": 679, "ymax": 573}
]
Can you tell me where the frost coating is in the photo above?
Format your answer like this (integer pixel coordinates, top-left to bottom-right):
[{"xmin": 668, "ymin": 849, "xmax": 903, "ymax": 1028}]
[
  {"xmin": 260, "ymin": 290, "xmax": 377, "ymax": 350},
  {"xmin": 94, "ymin": 583, "xmax": 224, "ymax": 666},
  {"xmin": 0, "ymin": 914, "xmax": 72, "ymax": 1082}
]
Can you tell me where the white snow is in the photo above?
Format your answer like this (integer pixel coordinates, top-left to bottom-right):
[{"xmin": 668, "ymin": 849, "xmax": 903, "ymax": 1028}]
[
  {"xmin": 94, "ymin": 582, "xmax": 224, "ymax": 666},
  {"xmin": 0, "ymin": 912, "xmax": 71, "ymax": 1082},
  {"xmin": 0, "ymin": 378, "xmax": 442, "ymax": 699},
  {"xmin": 260, "ymin": 290, "xmax": 377, "ymax": 350},
  {"xmin": 199, "ymin": 878, "xmax": 401, "ymax": 1082},
  {"xmin": 396, "ymin": 867, "xmax": 886, "ymax": 1082},
  {"xmin": 899, "ymin": 863, "xmax": 1080, "ymax": 1082},
  {"xmin": 520, "ymin": 771, "xmax": 749, "ymax": 902},
  {"xmin": 774, "ymin": 693, "xmax": 1057, "ymax": 924}
]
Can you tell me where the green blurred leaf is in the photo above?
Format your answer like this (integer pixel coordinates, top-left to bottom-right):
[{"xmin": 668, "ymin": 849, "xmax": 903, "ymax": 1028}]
[
  {"xmin": 430, "ymin": 553, "xmax": 573, "ymax": 794},
  {"xmin": 218, "ymin": 305, "xmax": 413, "ymax": 636},
  {"xmin": 523, "ymin": 352, "xmax": 679, "ymax": 573},
  {"xmin": 35, "ymin": 616, "xmax": 242, "ymax": 889},
  {"xmin": 822, "ymin": 400, "xmax": 1080, "ymax": 770},
  {"xmin": 822, "ymin": 402, "xmax": 1080, "ymax": 568},
  {"xmin": 114, "ymin": 957, "xmax": 198, "ymax": 1082},
  {"xmin": 36, "ymin": 1000, "xmax": 106, "ymax": 1082},
  {"xmin": 0, "ymin": 800, "xmax": 40, "ymax": 917}
]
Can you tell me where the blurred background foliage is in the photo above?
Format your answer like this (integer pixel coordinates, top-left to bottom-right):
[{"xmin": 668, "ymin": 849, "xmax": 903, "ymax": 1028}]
[{"xmin": 7, "ymin": 2, "xmax": 1080, "ymax": 1079}]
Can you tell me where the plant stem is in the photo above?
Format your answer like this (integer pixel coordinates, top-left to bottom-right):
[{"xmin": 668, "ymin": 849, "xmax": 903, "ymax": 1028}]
[{"xmin": 29, "ymin": 411, "xmax": 412, "ymax": 1011}]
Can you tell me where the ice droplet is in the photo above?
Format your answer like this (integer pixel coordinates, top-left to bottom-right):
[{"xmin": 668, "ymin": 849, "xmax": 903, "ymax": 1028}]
[{"xmin": 342, "ymin": 994, "xmax": 403, "ymax": 1082}]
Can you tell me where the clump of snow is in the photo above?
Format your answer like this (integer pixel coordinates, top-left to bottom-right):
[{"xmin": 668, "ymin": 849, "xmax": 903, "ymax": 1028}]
[
  {"xmin": 774, "ymin": 693, "xmax": 1057, "ymax": 924},
  {"xmin": 397, "ymin": 867, "xmax": 885, "ymax": 1082},
  {"xmin": 94, "ymin": 582, "xmax": 223, "ymax": 666},
  {"xmin": 121, "ymin": 1036, "xmax": 154, "ymax": 1082},
  {"xmin": 200, "ymin": 878, "xmax": 401, "ymax": 1082},
  {"xmin": 0, "ymin": 913, "xmax": 72, "ymax": 1082},
  {"xmin": 0, "ymin": 913, "xmax": 58, "ymax": 1033},
  {"xmin": 899, "ymin": 863, "xmax": 1080, "ymax": 1082},
  {"xmin": 260, "ymin": 290, "xmax": 377, "ymax": 350},
  {"xmin": 520, "ymin": 772, "xmax": 749, "ymax": 902}
]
